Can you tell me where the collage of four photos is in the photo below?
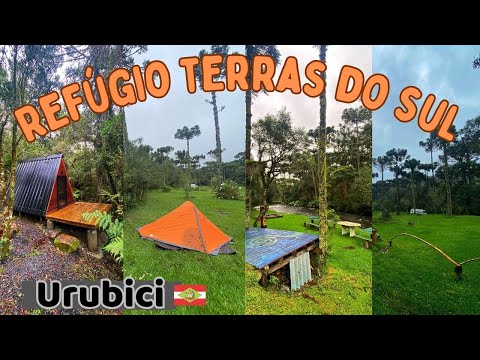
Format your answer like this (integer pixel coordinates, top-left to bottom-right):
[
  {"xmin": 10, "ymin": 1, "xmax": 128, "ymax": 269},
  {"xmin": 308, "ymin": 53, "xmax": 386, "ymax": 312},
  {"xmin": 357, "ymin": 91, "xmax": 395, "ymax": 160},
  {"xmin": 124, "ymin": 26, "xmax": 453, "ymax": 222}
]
[{"xmin": 0, "ymin": 45, "xmax": 479, "ymax": 315}]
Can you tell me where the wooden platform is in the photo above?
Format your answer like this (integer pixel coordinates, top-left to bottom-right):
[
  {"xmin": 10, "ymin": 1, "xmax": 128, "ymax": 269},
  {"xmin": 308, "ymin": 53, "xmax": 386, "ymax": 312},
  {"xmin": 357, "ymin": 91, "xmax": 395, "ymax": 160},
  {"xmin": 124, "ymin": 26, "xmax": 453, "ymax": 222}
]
[{"xmin": 46, "ymin": 202, "xmax": 112, "ymax": 229}]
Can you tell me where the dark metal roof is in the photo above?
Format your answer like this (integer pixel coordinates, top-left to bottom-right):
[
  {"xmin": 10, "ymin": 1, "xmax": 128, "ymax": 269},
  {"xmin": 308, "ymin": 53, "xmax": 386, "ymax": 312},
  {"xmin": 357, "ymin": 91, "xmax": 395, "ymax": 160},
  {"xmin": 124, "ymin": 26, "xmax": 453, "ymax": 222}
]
[{"xmin": 14, "ymin": 154, "xmax": 62, "ymax": 216}]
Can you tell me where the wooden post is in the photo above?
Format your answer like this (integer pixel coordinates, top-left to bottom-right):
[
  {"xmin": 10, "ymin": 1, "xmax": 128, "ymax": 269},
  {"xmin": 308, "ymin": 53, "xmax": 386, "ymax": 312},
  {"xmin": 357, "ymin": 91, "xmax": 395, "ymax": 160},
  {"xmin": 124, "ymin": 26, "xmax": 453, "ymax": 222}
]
[
  {"xmin": 260, "ymin": 206, "xmax": 267, "ymax": 228},
  {"xmin": 259, "ymin": 266, "xmax": 269, "ymax": 286},
  {"xmin": 47, "ymin": 220, "xmax": 54, "ymax": 230}
]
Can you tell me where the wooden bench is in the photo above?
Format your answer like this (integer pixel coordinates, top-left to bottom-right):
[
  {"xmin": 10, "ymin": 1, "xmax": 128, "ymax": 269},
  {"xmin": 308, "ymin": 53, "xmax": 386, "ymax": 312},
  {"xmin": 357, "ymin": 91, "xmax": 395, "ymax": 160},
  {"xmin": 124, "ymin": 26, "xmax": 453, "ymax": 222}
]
[
  {"xmin": 355, "ymin": 227, "xmax": 379, "ymax": 249},
  {"xmin": 303, "ymin": 216, "xmax": 336, "ymax": 230}
]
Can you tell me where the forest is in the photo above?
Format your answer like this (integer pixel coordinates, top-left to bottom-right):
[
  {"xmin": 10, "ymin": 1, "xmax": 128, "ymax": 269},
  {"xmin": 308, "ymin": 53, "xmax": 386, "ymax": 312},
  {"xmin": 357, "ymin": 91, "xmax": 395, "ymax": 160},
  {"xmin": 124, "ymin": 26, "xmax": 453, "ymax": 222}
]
[
  {"xmin": 0, "ymin": 45, "xmax": 139, "ymax": 258},
  {"xmin": 373, "ymin": 116, "xmax": 480, "ymax": 216},
  {"xmin": 250, "ymin": 105, "xmax": 372, "ymax": 216},
  {"xmin": 124, "ymin": 131, "xmax": 245, "ymax": 207}
]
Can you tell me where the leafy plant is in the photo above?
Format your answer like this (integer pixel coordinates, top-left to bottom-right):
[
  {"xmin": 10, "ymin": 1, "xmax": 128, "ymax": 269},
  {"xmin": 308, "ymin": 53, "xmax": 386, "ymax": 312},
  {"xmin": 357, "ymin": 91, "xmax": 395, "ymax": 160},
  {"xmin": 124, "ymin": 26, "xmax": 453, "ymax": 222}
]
[
  {"xmin": 215, "ymin": 180, "xmax": 241, "ymax": 200},
  {"xmin": 82, "ymin": 210, "xmax": 123, "ymax": 263},
  {"xmin": 73, "ymin": 189, "xmax": 82, "ymax": 201},
  {"xmin": 99, "ymin": 190, "xmax": 124, "ymax": 218},
  {"xmin": 0, "ymin": 236, "xmax": 13, "ymax": 259}
]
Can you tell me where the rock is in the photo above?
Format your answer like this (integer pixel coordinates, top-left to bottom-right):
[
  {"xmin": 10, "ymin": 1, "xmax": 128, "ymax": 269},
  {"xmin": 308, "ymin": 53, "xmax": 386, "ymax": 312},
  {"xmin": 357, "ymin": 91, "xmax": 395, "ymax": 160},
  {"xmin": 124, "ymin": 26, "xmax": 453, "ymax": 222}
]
[
  {"xmin": 86, "ymin": 250, "xmax": 103, "ymax": 260},
  {"xmin": 54, "ymin": 234, "xmax": 80, "ymax": 254},
  {"xmin": 46, "ymin": 229, "xmax": 62, "ymax": 240}
]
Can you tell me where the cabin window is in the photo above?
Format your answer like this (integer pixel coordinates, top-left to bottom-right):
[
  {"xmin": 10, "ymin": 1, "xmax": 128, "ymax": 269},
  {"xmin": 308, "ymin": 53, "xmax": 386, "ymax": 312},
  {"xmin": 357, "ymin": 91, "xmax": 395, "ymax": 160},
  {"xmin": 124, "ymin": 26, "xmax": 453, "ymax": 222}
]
[{"xmin": 57, "ymin": 176, "xmax": 67, "ymax": 208}]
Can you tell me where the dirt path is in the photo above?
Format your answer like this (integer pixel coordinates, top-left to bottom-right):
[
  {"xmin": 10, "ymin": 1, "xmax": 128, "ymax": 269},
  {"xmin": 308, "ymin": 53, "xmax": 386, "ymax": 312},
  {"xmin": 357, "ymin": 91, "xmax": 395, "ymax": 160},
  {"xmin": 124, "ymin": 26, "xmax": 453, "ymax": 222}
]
[{"xmin": 0, "ymin": 217, "xmax": 122, "ymax": 315}]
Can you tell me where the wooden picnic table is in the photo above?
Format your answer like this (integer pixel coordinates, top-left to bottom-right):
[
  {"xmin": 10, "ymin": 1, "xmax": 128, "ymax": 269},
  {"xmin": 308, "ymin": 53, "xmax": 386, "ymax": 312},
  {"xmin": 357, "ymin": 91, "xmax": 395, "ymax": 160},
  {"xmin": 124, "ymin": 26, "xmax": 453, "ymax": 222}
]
[{"xmin": 337, "ymin": 221, "xmax": 362, "ymax": 237}]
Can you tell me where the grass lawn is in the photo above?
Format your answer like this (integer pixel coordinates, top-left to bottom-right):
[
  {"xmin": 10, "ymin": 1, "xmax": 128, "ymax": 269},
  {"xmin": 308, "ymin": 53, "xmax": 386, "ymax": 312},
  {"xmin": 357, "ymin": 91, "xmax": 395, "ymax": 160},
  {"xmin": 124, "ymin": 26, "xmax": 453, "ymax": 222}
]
[
  {"xmin": 373, "ymin": 213, "xmax": 480, "ymax": 314},
  {"xmin": 245, "ymin": 211, "xmax": 372, "ymax": 315},
  {"xmin": 124, "ymin": 188, "xmax": 245, "ymax": 315}
]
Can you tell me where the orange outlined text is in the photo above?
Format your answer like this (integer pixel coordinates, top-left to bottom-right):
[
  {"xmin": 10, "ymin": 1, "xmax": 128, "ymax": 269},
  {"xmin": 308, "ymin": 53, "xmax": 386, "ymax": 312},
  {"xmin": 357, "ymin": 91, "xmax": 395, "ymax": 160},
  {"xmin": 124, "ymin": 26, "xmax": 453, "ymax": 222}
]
[{"xmin": 13, "ymin": 55, "xmax": 458, "ymax": 143}]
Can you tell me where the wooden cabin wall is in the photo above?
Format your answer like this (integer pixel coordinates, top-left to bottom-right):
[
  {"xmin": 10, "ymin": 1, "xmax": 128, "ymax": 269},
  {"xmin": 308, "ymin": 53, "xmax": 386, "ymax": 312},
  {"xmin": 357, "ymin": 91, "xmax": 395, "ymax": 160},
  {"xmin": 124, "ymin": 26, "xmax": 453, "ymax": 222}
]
[{"xmin": 46, "ymin": 159, "xmax": 75, "ymax": 213}]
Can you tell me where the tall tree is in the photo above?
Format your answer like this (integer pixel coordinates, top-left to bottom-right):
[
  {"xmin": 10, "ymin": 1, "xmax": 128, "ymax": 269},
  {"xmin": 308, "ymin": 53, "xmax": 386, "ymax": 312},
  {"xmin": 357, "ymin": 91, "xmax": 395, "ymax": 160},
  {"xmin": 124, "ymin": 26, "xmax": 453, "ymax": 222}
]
[
  {"xmin": 373, "ymin": 155, "xmax": 389, "ymax": 192},
  {"xmin": 154, "ymin": 146, "xmax": 174, "ymax": 164},
  {"xmin": 252, "ymin": 108, "xmax": 304, "ymax": 210},
  {"xmin": 432, "ymin": 126, "xmax": 456, "ymax": 216},
  {"xmin": 174, "ymin": 125, "xmax": 201, "ymax": 199},
  {"xmin": 244, "ymin": 45, "xmax": 281, "ymax": 228},
  {"xmin": 404, "ymin": 158, "xmax": 420, "ymax": 212},
  {"xmin": 386, "ymin": 148, "xmax": 408, "ymax": 215},
  {"xmin": 196, "ymin": 45, "xmax": 229, "ymax": 176},
  {"xmin": 63, "ymin": 45, "xmax": 147, "ymax": 200},
  {"xmin": 316, "ymin": 44, "xmax": 328, "ymax": 271},
  {"xmin": 0, "ymin": 45, "xmax": 63, "ymax": 257},
  {"xmin": 419, "ymin": 134, "xmax": 437, "ymax": 212},
  {"xmin": 473, "ymin": 54, "xmax": 480, "ymax": 69},
  {"xmin": 341, "ymin": 106, "xmax": 371, "ymax": 170}
]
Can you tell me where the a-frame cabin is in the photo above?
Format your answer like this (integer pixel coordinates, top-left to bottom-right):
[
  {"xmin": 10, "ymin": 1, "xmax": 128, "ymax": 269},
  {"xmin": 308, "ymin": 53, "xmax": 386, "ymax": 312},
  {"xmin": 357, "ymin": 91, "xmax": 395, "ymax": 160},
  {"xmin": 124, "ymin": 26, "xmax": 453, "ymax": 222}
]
[
  {"xmin": 14, "ymin": 154, "xmax": 75, "ymax": 216},
  {"xmin": 14, "ymin": 154, "xmax": 112, "ymax": 252}
]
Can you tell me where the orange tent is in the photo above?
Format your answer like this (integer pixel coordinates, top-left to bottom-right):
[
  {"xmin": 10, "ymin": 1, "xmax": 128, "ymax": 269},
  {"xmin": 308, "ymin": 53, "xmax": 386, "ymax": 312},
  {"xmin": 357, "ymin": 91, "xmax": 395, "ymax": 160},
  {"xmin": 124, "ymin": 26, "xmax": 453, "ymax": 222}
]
[{"xmin": 137, "ymin": 201, "xmax": 233, "ymax": 255}]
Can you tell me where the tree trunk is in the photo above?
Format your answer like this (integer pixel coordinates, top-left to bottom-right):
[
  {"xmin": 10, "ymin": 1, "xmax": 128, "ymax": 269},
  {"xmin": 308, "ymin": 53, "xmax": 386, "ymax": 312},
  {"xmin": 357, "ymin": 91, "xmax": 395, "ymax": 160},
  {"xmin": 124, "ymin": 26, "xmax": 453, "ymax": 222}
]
[
  {"xmin": 0, "ymin": 125, "xmax": 6, "ymax": 217},
  {"xmin": 244, "ymin": 45, "xmax": 254, "ymax": 229},
  {"xmin": 2, "ymin": 46, "xmax": 19, "ymax": 257},
  {"xmin": 410, "ymin": 170, "xmax": 416, "ymax": 212},
  {"xmin": 317, "ymin": 45, "xmax": 328, "ymax": 273},
  {"xmin": 395, "ymin": 173, "xmax": 400, "ymax": 215},
  {"xmin": 355, "ymin": 121, "xmax": 360, "ymax": 171},
  {"xmin": 430, "ymin": 149, "xmax": 437, "ymax": 213},
  {"xmin": 185, "ymin": 139, "xmax": 190, "ymax": 199},
  {"xmin": 443, "ymin": 146, "xmax": 452, "ymax": 216},
  {"xmin": 211, "ymin": 91, "xmax": 223, "ymax": 179}
]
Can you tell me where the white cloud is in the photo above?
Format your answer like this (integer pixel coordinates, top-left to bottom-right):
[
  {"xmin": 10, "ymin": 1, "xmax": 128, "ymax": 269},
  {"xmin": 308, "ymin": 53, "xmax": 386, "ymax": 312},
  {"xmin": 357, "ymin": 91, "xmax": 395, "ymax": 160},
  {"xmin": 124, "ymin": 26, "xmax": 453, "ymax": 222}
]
[{"xmin": 252, "ymin": 45, "xmax": 372, "ymax": 131}]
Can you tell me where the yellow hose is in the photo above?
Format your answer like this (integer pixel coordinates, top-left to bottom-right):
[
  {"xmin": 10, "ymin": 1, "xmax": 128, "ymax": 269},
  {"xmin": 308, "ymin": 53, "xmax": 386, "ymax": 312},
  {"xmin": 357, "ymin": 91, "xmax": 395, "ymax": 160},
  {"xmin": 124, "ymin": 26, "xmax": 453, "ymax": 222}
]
[{"xmin": 389, "ymin": 233, "xmax": 480, "ymax": 273}]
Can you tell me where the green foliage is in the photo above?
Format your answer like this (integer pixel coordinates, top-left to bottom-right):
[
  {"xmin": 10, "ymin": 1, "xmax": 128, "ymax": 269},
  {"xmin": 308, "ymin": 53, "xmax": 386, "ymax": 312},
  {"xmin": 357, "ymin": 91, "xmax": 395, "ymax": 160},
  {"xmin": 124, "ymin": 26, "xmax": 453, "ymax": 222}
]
[
  {"xmin": 161, "ymin": 186, "xmax": 172, "ymax": 192},
  {"xmin": 250, "ymin": 105, "xmax": 372, "ymax": 215},
  {"xmin": 327, "ymin": 208, "xmax": 340, "ymax": 223},
  {"xmin": 0, "ymin": 236, "xmax": 13, "ymax": 259},
  {"xmin": 73, "ymin": 189, "xmax": 82, "ymax": 201},
  {"xmin": 215, "ymin": 180, "xmax": 241, "ymax": 200},
  {"xmin": 374, "ymin": 116, "xmax": 480, "ymax": 216},
  {"xmin": 99, "ymin": 190, "xmax": 123, "ymax": 218},
  {"xmin": 82, "ymin": 211, "xmax": 124, "ymax": 263}
]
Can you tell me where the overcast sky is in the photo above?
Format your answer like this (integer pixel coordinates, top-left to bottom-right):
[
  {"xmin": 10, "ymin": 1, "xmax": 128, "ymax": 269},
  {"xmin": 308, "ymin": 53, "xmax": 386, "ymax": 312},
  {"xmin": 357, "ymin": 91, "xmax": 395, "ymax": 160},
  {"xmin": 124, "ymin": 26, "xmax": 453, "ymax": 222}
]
[
  {"xmin": 253, "ymin": 45, "xmax": 372, "ymax": 130},
  {"xmin": 125, "ymin": 45, "xmax": 245, "ymax": 162},
  {"xmin": 125, "ymin": 45, "xmax": 372, "ymax": 163},
  {"xmin": 373, "ymin": 45, "xmax": 480, "ymax": 180}
]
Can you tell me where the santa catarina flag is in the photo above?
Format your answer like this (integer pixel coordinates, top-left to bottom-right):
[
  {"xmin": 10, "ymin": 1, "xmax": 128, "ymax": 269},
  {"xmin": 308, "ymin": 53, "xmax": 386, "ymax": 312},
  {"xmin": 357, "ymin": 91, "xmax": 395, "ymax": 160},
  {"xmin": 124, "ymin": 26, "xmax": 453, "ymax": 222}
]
[{"xmin": 173, "ymin": 285, "xmax": 206, "ymax": 306}]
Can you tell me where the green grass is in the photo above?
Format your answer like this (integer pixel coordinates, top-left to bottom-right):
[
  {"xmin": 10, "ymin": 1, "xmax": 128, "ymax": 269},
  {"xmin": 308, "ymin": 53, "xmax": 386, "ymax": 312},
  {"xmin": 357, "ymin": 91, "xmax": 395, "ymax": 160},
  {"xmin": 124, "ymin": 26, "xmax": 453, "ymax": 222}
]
[
  {"xmin": 373, "ymin": 213, "xmax": 480, "ymax": 314},
  {"xmin": 124, "ymin": 188, "xmax": 245, "ymax": 314},
  {"xmin": 246, "ymin": 211, "xmax": 372, "ymax": 315}
]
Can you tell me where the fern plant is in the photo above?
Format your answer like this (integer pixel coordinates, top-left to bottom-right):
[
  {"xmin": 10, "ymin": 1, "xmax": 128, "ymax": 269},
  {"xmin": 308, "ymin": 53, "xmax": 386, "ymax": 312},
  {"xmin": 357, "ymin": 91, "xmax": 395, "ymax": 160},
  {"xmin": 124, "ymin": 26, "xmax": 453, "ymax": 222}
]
[{"xmin": 82, "ymin": 210, "xmax": 124, "ymax": 263}]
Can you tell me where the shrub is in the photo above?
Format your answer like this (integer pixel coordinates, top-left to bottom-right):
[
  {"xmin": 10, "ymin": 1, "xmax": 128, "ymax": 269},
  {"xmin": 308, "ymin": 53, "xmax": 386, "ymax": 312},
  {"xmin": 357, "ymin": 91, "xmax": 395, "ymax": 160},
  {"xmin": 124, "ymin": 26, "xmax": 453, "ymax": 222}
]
[
  {"xmin": 327, "ymin": 208, "xmax": 340, "ymax": 222},
  {"xmin": 161, "ymin": 185, "xmax": 172, "ymax": 192},
  {"xmin": 215, "ymin": 180, "xmax": 241, "ymax": 200}
]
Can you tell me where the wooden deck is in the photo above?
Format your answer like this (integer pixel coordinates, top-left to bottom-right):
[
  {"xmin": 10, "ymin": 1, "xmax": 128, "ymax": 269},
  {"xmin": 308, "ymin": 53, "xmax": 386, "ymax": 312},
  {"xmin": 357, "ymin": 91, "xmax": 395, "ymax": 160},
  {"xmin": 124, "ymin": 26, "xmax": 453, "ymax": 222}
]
[{"xmin": 46, "ymin": 202, "xmax": 112, "ymax": 229}]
